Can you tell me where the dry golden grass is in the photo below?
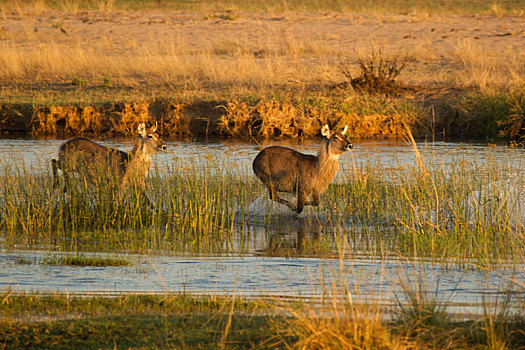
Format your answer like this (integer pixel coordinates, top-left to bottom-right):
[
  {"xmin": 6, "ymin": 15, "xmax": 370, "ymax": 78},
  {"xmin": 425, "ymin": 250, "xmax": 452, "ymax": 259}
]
[
  {"xmin": 0, "ymin": 3, "xmax": 524, "ymax": 139},
  {"xmin": 0, "ymin": 37, "xmax": 340, "ymax": 94},
  {"xmin": 1, "ymin": 7, "xmax": 523, "ymax": 96},
  {"xmin": 453, "ymin": 38, "xmax": 525, "ymax": 91}
]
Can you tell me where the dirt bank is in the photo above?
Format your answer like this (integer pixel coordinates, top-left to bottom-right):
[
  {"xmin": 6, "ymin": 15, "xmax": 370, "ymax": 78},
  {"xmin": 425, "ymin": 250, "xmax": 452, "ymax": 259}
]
[{"xmin": 0, "ymin": 98, "xmax": 424, "ymax": 139}]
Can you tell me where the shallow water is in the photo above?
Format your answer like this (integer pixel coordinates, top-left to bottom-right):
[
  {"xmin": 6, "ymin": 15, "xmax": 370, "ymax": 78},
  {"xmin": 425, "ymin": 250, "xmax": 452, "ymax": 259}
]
[
  {"xmin": 1, "ymin": 137, "xmax": 523, "ymax": 177},
  {"xmin": 0, "ymin": 137, "xmax": 524, "ymax": 315},
  {"xmin": 1, "ymin": 250, "xmax": 523, "ymax": 317}
]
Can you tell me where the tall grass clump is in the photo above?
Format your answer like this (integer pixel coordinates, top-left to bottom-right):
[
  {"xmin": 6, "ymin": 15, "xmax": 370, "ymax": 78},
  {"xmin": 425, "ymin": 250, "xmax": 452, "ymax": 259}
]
[
  {"xmin": 454, "ymin": 89, "xmax": 525, "ymax": 140},
  {"xmin": 270, "ymin": 272, "xmax": 410, "ymax": 350},
  {"xmin": 339, "ymin": 47, "xmax": 407, "ymax": 95},
  {"xmin": 0, "ymin": 156, "xmax": 259, "ymax": 254},
  {"xmin": 328, "ymin": 140, "xmax": 524, "ymax": 266}
]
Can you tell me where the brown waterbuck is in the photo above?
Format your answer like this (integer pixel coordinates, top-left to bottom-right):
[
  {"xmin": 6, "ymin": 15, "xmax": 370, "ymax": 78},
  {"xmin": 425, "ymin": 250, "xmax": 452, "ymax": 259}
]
[
  {"xmin": 51, "ymin": 123, "xmax": 167, "ymax": 192},
  {"xmin": 252, "ymin": 124, "xmax": 352, "ymax": 214}
]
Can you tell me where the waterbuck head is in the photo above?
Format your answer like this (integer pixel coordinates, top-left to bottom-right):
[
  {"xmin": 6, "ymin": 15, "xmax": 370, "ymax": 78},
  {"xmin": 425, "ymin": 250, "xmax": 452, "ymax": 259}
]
[
  {"xmin": 321, "ymin": 124, "xmax": 353, "ymax": 156},
  {"xmin": 135, "ymin": 122, "xmax": 167, "ymax": 156}
]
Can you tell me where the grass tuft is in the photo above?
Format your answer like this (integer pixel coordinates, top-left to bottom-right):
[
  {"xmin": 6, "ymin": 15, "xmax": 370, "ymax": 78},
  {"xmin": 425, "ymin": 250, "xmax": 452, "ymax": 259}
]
[
  {"xmin": 453, "ymin": 89, "xmax": 525, "ymax": 140},
  {"xmin": 43, "ymin": 254, "xmax": 131, "ymax": 267}
]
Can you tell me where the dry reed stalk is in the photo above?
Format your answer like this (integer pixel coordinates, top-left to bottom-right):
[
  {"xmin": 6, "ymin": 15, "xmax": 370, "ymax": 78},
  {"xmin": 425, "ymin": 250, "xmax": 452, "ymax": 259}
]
[{"xmin": 402, "ymin": 122, "xmax": 426, "ymax": 175}]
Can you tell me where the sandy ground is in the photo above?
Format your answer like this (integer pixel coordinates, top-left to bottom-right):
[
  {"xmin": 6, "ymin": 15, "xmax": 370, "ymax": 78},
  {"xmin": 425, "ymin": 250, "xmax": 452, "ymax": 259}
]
[{"xmin": 2, "ymin": 10, "xmax": 524, "ymax": 68}]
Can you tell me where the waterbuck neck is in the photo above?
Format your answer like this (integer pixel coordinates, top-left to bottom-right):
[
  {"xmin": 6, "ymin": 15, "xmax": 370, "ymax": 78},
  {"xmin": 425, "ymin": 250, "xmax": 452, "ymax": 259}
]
[
  {"xmin": 127, "ymin": 141, "xmax": 152, "ymax": 177},
  {"xmin": 131, "ymin": 142, "xmax": 152, "ymax": 164},
  {"xmin": 314, "ymin": 139, "xmax": 340, "ymax": 188},
  {"xmin": 317, "ymin": 139, "xmax": 341, "ymax": 166}
]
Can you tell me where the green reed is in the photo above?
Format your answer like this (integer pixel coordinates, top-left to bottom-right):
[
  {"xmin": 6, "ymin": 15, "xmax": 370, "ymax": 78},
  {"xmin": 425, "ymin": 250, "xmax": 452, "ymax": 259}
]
[
  {"xmin": 327, "ymin": 146, "xmax": 524, "ymax": 266},
  {"xmin": 0, "ymin": 147, "xmax": 523, "ymax": 265},
  {"xmin": 0, "ymin": 157, "xmax": 259, "ymax": 254}
]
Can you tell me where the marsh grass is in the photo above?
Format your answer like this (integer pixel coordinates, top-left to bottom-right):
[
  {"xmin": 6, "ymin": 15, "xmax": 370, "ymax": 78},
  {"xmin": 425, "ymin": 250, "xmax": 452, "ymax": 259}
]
[
  {"xmin": 43, "ymin": 253, "xmax": 131, "ymax": 266},
  {"xmin": 267, "ymin": 260, "xmax": 525, "ymax": 350},
  {"xmin": 1, "ymin": 286, "xmax": 524, "ymax": 349},
  {"xmin": 1, "ymin": 142, "xmax": 524, "ymax": 265}
]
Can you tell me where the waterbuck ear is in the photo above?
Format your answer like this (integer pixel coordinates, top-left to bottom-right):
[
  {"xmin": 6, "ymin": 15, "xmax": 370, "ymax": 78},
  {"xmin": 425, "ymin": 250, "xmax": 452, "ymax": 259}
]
[
  {"xmin": 341, "ymin": 125, "xmax": 348, "ymax": 135},
  {"xmin": 150, "ymin": 121, "xmax": 158, "ymax": 133},
  {"xmin": 138, "ymin": 123, "xmax": 147, "ymax": 137},
  {"xmin": 321, "ymin": 124, "xmax": 331, "ymax": 138}
]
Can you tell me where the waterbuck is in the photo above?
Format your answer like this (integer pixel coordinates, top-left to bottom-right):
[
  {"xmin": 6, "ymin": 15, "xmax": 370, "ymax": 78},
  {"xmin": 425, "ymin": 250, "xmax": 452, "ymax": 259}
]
[
  {"xmin": 252, "ymin": 124, "xmax": 352, "ymax": 214},
  {"xmin": 51, "ymin": 123, "xmax": 167, "ymax": 191}
]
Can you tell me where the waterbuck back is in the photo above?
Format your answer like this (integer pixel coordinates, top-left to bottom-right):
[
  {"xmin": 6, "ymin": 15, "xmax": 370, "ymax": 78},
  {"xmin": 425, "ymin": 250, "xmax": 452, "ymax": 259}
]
[
  {"xmin": 252, "ymin": 124, "xmax": 352, "ymax": 214},
  {"xmin": 52, "ymin": 123, "xmax": 167, "ymax": 191}
]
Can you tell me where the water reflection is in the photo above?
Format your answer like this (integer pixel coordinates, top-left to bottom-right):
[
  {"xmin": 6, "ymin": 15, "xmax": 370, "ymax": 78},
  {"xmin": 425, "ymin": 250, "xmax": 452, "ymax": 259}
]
[
  {"xmin": 255, "ymin": 217, "xmax": 322, "ymax": 257},
  {"xmin": 1, "ymin": 137, "xmax": 523, "ymax": 177}
]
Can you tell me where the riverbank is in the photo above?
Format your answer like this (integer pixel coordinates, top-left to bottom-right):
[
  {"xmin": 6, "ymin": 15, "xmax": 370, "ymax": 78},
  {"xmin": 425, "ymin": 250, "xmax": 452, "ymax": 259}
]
[
  {"xmin": 1, "ymin": 90, "xmax": 525, "ymax": 140},
  {"xmin": 1, "ymin": 293, "xmax": 524, "ymax": 349},
  {"xmin": 1, "ymin": 4, "xmax": 524, "ymax": 140}
]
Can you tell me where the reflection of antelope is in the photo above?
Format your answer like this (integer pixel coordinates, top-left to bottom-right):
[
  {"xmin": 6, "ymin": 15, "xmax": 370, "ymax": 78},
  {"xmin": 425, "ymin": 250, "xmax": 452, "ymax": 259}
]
[
  {"xmin": 51, "ymin": 123, "xmax": 167, "ymax": 191},
  {"xmin": 252, "ymin": 124, "xmax": 352, "ymax": 214}
]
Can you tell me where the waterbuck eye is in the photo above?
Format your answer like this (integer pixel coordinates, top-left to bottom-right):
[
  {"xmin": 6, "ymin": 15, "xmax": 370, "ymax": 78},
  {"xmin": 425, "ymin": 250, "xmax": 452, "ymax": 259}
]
[{"xmin": 147, "ymin": 135, "xmax": 153, "ymax": 139}]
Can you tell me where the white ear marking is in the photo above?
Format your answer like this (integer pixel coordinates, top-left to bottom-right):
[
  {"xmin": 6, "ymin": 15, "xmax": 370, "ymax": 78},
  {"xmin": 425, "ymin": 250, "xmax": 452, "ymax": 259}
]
[
  {"xmin": 321, "ymin": 124, "xmax": 331, "ymax": 138},
  {"xmin": 151, "ymin": 121, "xmax": 158, "ymax": 133},
  {"xmin": 138, "ymin": 123, "xmax": 147, "ymax": 137},
  {"xmin": 342, "ymin": 125, "xmax": 348, "ymax": 135}
]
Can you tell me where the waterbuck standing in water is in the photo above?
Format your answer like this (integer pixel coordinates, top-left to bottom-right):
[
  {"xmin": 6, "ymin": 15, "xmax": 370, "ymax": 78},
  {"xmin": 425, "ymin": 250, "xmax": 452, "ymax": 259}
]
[
  {"xmin": 51, "ymin": 123, "xmax": 167, "ymax": 193},
  {"xmin": 252, "ymin": 124, "xmax": 352, "ymax": 214}
]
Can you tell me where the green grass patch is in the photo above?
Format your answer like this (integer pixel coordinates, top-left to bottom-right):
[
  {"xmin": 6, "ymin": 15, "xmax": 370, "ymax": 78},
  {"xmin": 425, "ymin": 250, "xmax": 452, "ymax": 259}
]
[
  {"xmin": 0, "ymin": 293, "xmax": 261, "ymax": 320},
  {"xmin": 453, "ymin": 89, "xmax": 525, "ymax": 140},
  {"xmin": 43, "ymin": 254, "xmax": 131, "ymax": 267},
  {"xmin": 1, "ymin": 293, "xmax": 524, "ymax": 349},
  {"xmin": 0, "ymin": 314, "xmax": 280, "ymax": 349}
]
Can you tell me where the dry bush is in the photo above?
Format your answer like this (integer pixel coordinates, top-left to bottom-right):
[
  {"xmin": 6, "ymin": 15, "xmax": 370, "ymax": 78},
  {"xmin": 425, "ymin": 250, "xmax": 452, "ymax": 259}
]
[
  {"xmin": 32, "ymin": 102, "xmax": 164, "ymax": 136},
  {"xmin": 218, "ymin": 98, "xmax": 420, "ymax": 139},
  {"xmin": 340, "ymin": 47, "xmax": 408, "ymax": 95},
  {"xmin": 218, "ymin": 101, "xmax": 321, "ymax": 138},
  {"xmin": 341, "ymin": 112, "xmax": 414, "ymax": 137},
  {"xmin": 218, "ymin": 102, "xmax": 255, "ymax": 137}
]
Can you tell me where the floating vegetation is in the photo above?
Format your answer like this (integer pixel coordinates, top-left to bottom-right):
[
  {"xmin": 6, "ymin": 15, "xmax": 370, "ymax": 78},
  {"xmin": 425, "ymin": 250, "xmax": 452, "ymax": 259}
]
[{"xmin": 43, "ymin": 254, "xmax": 131, "ymax": 267}]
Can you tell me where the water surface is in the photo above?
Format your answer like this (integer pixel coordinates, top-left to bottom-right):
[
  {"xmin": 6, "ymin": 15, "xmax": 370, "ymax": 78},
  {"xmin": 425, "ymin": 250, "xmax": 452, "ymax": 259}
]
[{"xmin": 0, "ymin": 137, "xmax": 524, "ymax": 316}]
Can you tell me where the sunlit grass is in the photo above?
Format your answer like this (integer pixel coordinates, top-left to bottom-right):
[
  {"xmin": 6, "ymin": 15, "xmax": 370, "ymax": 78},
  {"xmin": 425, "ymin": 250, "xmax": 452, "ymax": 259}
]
[
  {"xmin": 0, "ymin": 145, "xmax": 523, "ymax": 266},
  {"xmin": 2, "ymin": 0, "xmax": 525, "ymax": 14},
  {"xmin": 1, "ymin": 275, "xmax": 524, "ymax": 349},
  {"xmin": 1, "ymin": 3, "xmax": 524, "ymax": 139}
]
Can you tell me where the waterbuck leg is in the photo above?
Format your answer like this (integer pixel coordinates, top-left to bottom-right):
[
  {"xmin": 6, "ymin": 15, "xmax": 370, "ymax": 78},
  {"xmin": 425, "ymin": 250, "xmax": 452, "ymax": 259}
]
[
  {"xmin": 51, "ymin": 159, "xmax": 59, "ymax": 189},
  {"xmin": 296, "ymin": 190, "xmax": 307, "ymax": 214},
  {"xmin": 304, "ymin": 192, "xmax": 320, "ymax": 207},
  {"xmin": 267, "ymin": 185, "xmax": 296, "ymax": 211}
]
